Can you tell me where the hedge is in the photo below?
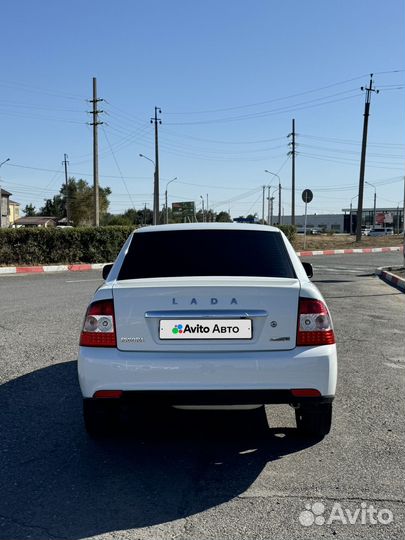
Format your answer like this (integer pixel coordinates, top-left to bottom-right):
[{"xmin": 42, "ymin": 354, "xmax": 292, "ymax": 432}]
[
  {"xmin": 0, "ymin": 224, "xmax": 297, "ymax": 267},
  {"xmin": 0, "ymin": 226, "xmax": 135, "ymax": 266}
]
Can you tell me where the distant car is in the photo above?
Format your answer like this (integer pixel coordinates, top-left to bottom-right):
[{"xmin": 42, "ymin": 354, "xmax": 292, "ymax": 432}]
[
  {"xmin": 311, "ymin": 228, "xmax": 322, "ymax": 235},
  {"xmin": 368, "ymin": 228, "xmax": 394, "ymax": 237},
  {"xmin": 361, "ymin": 227, "xmax": 372, "ymax": 236},
  {"xmin": 78, "ymin": 223, "xmax": 337, "ymax": 439}
]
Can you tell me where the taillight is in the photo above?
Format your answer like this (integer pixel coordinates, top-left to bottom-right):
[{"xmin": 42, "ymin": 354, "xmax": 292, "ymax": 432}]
[
  {"xmin": 80, "ymin": 299, "xmax": 117, "ymax": 347},
  {"xmin": 297, "ymin": 297, "xmax": 335, "ymax": 346}
]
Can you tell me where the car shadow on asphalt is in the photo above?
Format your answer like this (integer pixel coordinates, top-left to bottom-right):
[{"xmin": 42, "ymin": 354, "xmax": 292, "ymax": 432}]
[
  {"xmin": 0, "ymin": 361, "xmax": 319, "ymax": 540},
  {"xmin": 312, "ymin": 279, "xmax": 354, "ymax": 284}
]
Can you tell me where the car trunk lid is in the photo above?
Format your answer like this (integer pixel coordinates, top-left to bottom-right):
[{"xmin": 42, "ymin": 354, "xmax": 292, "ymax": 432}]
[{"xmin": 113, "ymin": 276, "xmax": 300, "ymax": 352}]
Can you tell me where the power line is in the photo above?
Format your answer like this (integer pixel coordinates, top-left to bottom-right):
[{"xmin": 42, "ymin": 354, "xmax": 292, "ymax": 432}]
[
  {"xmin": 0, "ymin": 109, "xmax": 85, "ymax": 124},
  {"xmin": 164, "ymin": 92, "xmax": 361, "ymax": 126},
  {"xmin": 7, "ymin": 162, "xmax": 152, "ymax": 180},
  {"xmin": 0, "ymin": 79, "xmax": 85, "ymax": 100},
  {"xmin": 101, "ymin": 126, "xmax": 136, "ymax": 210},
  {"xmin": 298, "ymin": 143, "xmax": 404, "ymax": 159},
  {"xmin": 162, "ymin": 128, "xmax": 286, "ymax": 146},
  {"xmin": 299, "ymin": 152, "xmax": 403, "ymax": 170},
  {"xmin": 164, "ymin": 74, "xmax": 370, "ymax": 115},
  {"xmin": 299, "ymin": 133, "xmax": 404, "ymax": 148}
]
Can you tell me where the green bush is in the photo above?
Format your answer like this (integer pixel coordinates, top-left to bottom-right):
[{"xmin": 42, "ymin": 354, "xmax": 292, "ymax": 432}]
[
  {"xmin": 276, "ymin": 225, "xmax": 296, "ymax": 242},
  {"xmin": 0, "ymin": 226, "xmax": 135, "ymax": 266}
]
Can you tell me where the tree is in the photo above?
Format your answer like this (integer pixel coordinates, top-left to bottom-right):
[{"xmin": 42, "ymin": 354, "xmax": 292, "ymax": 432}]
[
  {"xmin": 39, "ymin": 195, "xmax": 64, "ymax": 218},
  {"xmin": 123, "ymin": 207, "xmax": 153, "ymax": 225},
  {"xmin": 100, "ymin": 207, "xmax": 154, "ymax": 227},
  {"xmin": 101, "ymin": 213, "xmax": 132, "ymax": 226},
  {"xmin": 216, "ymin": 211, "xmax": 232, "ymax": 222},
  {"xmin": 40, "ymin": 177, "xmax": 111, "ymax": 226},
  {"xmin": 23, "ymin": 204, "xmax": 37, "ymax": 217}
]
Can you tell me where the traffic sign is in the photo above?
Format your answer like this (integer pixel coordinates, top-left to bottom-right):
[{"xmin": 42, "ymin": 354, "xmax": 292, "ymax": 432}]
[{"xmin": 302, "ymin": 189, "xmax": 313, "ymax": 203}]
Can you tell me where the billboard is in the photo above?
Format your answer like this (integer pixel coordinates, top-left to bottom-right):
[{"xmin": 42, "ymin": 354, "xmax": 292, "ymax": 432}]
[
  {"xmin": 172, "ymin": 201, "xmax": 195, "ymax": 221},
  {"xmin": 376, "ymin": 212, "xmax": 393, "ymax": 225}
]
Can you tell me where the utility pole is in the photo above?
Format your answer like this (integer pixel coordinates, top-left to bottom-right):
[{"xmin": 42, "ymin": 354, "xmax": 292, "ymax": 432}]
[
  {"xmin": 264, "ymin": 170, "xmax": 282, "ymax": 225},
  {"xmin": 62, "ymin": 154, "xmax": 71, "ymax": 225},
  {"xmin": 200, "ymin": 195, "xmax": 205, "ymax": 222},
  {"xmin": 267, "ymin": 186, "xmax": 271, "ymax": 225},
  {"xmin": 261, "ymin": 185, "xmax": 266, "ymax": 224},
  {"xmin": 355, "ymin": 75, "xmax": 379, "ymax": 241},
  {"xmin": 402, "ymin": 176, "xmax": 405, "ymax": 234},
  {"xmin": 89, "ymin": 77, "xmax": 103, "ymax": 227},
  {"xmin": 0, "ymin": 158, "xmax": 10, "ymax": 228},
  {"xmin": 206, "ymin": 193, "xmax": 209, "ymax": 222},
  {"xmin": 270, "ymin": 196, "xmax": 274, "ymax": 225},
  {"xmin": 288, "ymin": 119, "xmax": 296, "ymax": 225},
  {"xmin": 151, "ymin": 107, "xmax": 162, "ymax": 225}
]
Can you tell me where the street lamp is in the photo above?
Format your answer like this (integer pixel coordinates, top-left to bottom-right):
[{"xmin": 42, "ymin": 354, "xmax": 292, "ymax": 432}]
[
  {"xmin": 365, "ymin": 181, "xmax": 377, "ymax": 228},
  {"xmin": 139, "ymin": 154, "xmax": 158, "ymax": 224},
  {"xmin": 265, "ymin": 170, "xmax": 282, "ymax": 224},
  {"xmin": 349, "ymin": 194, "xmax": 358, "ymax": 235},
  {"xmin": 165, "ymin": 177, "xmax": 177, "ymax": 224},
  {"xmin": 0, "ymin": 158, "xmax": 10, "ymax": 229}
]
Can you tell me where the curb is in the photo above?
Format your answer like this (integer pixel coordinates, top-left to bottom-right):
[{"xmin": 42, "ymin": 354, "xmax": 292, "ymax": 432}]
[
  {"xmin": 0, "ymin": 263, "xmax": 106, "ymax": 275},
  {"xmin": 0, "ymin": 246, "xmax": 402, "ymax": 275},
  {"xmin": 297, "ymin": 246, "xmax": 403, "ymax": 257},
  {"xmin": 375, "ymin": 266, "xmax": 405, "ymax": 293}
]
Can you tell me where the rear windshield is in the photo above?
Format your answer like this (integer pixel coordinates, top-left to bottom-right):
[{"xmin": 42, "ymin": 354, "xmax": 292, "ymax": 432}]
[{"xmin": 117, "ymin": 229, "xmax": 296, "ymax": 280}]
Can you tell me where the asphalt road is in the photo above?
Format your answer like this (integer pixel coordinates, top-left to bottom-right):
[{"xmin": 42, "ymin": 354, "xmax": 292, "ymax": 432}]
[{"xmin": 0, "ymin": 251, "xmax": 404, "ymax": 540}]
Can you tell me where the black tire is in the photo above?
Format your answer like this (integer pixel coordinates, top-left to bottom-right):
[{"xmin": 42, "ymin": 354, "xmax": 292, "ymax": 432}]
[
  {"xmin": 83, "ymin": 399, "xmax": 120, "ymax": 437},
  {"xmin": 295, "ymin": 403, "xmax": 332, "ymax": 438}
]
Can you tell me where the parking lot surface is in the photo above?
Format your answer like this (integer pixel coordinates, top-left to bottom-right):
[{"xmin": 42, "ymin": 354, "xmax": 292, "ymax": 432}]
[{"xmin": 0, "ymin": 251, "xmax": 404, "ymax": 540}]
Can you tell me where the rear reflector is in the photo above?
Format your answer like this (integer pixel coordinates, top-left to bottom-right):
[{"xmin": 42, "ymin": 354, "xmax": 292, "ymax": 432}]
[
  {"xmin": 93, "ymin": 390, "xmax": 123, "ymax": 399},
  {"xmin": 80, "ymin": 299, "xmax": 117, "ymax": 347},
  {"xmin": 297, "ymin": 297, "xmax": 335, "ymax": 346},
  {"xmin": 291, "ymin": 389, "xmax": 321, "ymax": 397}
]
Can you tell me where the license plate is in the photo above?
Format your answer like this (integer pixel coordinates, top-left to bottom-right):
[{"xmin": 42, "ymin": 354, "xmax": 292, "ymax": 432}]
[{"xmin": 159, "ymin": 319, "xmax": 252, "ymax": 340}]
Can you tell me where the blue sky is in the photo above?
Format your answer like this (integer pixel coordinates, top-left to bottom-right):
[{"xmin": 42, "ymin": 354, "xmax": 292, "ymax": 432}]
[{"xmin": 0, "ymin": 0, "xmax": 404, "ymax": 219}]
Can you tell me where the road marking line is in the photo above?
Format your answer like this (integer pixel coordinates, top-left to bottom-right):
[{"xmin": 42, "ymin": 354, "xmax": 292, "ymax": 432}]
[
  {"xmin": 313, "ymin": 267, "xmax": 374, "ymax": 273},
  {"xmin": 384, "ymin": 362, "xmax": 405, "ymax": 370},
  {"xmin": 66, "ymin": 278, "xmax": 102, "ymax": 283}
]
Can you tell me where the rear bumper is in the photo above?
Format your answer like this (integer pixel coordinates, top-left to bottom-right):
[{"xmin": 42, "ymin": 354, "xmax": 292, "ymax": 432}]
[
  {"xmin": 78, "ymin": 345, "xmax": 337, "ymax": 400},
  {"xmin": 84, "ymin": 390, "xmax": 334, "ymax": 406}
]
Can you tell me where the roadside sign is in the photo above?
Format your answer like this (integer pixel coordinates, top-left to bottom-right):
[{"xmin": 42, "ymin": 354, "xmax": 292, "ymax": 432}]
[
  {"xmin": 302, "ymin": 189, "xmax": 313, "ymax": 203},
  {"xmin": 384, "ymin": 213, "xmax": 393, "ymax": 224},
  {"xmin": 302, "ymin": 189, "xmax": 313, "ymax": 249},
  {"xmin": 172, "ymin": 201, "xmax": 195, "ymax": 221}
]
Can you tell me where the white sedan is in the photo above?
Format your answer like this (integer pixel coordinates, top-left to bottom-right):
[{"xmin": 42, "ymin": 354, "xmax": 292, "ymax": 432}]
[{"xmin": 78, "ymin": 223, "xmax": 337, "ymax": 438}]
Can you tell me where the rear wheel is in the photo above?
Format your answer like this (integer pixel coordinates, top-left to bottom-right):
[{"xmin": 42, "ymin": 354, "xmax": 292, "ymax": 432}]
[
  {"xmin": 83, "ymin": 399, "xmax": 120, "ymax": 437},
  {"xmin": 295, "ymin": 403, "xmax": 332, "ymax": 438}
]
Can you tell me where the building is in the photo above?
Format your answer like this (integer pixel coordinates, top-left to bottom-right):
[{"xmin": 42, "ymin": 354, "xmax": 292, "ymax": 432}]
[
  {"xmin": 0, "ymin": 188, "xmax": 21, "ymax": 228},
  {"xmin": 282, "ymin": 207, "xmax": 404, "ymax": 234},
  {"xmin": 9, "ymin": 200, "xmax": 20, "ymax": 226},
  {"xmin": 281, "ymin": 213, "xmax": 345, "ymax": 232},
  {"xmin": 342, "ymin": 207, "xmax": 404, "ymax": 234},
  {"xmin": 13, "ymin": 216, "xmax": 58, "ymax": 228}
]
